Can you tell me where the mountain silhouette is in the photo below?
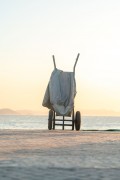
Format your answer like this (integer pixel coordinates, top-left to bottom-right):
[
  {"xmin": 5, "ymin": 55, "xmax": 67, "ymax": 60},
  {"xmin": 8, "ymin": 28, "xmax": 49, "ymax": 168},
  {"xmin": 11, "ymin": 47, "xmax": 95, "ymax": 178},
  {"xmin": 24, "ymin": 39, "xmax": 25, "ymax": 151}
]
[{"xmin": 0, "ymin": 108, "xmax": 19, "ymax": 115}]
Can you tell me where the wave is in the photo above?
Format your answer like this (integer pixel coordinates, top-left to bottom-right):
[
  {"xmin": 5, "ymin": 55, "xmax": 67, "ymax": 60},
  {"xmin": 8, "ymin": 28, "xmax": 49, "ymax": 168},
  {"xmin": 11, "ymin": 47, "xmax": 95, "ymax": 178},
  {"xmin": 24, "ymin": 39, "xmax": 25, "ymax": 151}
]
[{"xmin": 82, "ymin": 129, "xmax": 120, "ymax": 132}]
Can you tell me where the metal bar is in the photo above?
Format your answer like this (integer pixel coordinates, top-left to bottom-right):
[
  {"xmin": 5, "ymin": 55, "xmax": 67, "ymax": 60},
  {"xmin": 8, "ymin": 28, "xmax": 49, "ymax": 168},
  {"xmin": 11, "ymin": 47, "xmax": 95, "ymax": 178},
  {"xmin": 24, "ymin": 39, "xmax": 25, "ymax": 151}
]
[
  {"xmin": 52, "ymin": 55, "xmax": 56, "ymax": 69},
  {"xmin": 54, "ymin": 119, "xmax": 73, "ymax": 122},
  {"xmin": 72, "ymin": 109, "xmax": 74, "ymax": 130},
  {"xmin": 63, "ymin": 116, "xmax": 64, "ymax": 130},
  {"xmin": 55, "ymin": 124, "xmax": 72, "ymax": 126},
  {"xmin": 53, "ymin": 111, "xmax": 55, "ymax": 130},
  {"xmin": 73, "ymin": 53, "xmax": 80, "ymax": 73}
]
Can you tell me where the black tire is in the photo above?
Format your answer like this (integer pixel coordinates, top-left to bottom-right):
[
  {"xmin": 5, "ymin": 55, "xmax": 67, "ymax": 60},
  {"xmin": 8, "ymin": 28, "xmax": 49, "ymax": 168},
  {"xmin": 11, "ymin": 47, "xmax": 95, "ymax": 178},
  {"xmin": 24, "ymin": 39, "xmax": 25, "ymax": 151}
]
[
  {"xmin": 75, "ymin": 111, "xmax": 81, "ymax": 131},
  {"xmin": 48, "ymin": 110, "xmax": 53, "ymax": 130}
]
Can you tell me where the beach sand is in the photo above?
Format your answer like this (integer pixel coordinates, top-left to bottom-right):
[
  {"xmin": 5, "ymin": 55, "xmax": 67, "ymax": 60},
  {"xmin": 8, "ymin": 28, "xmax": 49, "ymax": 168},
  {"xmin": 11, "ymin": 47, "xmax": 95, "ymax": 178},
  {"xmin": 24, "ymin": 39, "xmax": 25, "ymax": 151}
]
[{"xmin": 0, "ymin": 130, "xmax": 120, "ymax": 180}]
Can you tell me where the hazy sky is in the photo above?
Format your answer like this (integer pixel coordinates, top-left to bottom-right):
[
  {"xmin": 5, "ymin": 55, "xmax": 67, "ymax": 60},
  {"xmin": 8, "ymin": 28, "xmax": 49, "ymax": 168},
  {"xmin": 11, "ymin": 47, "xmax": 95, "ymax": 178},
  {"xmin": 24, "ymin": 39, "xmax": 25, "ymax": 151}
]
[{"xmin": 0, "ymin": 0, "xmax": 120, "ymax": 114}]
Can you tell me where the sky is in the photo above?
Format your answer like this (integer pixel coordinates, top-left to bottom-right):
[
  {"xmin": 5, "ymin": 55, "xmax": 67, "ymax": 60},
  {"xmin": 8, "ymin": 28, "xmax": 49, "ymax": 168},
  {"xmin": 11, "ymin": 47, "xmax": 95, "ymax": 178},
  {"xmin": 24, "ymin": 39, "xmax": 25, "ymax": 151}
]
[{"xmin": 0, "ymin": 0, "xmax": 120, "ymax": 115}]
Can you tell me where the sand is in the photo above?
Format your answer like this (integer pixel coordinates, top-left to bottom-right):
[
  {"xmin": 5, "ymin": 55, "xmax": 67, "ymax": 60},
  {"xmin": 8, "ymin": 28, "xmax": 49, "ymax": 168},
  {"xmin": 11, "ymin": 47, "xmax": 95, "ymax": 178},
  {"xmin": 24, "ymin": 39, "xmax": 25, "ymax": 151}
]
[{"xmin": 0, "ymin": 130, "xmax": 120, "ymax": 180}]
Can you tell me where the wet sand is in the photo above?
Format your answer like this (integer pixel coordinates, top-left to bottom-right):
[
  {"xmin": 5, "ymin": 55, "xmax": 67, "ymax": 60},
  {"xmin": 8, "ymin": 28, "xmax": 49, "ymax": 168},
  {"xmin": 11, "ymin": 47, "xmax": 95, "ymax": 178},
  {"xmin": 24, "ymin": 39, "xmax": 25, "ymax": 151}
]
[{"xmin": 0, "ymin": 130, "xmax": 120, "ymax": 180}]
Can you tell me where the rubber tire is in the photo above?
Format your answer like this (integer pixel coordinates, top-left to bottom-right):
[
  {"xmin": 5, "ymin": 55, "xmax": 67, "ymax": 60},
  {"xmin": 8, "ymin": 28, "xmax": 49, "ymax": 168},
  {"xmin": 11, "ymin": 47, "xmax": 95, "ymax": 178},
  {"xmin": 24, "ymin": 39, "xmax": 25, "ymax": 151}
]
[
  {"xmin": 75, "ymin": 111, "xmax": 81, "ymax": 131},
  {"xmin": 48, "ymin": 110, "xmax": 53, "ymax": 130}
]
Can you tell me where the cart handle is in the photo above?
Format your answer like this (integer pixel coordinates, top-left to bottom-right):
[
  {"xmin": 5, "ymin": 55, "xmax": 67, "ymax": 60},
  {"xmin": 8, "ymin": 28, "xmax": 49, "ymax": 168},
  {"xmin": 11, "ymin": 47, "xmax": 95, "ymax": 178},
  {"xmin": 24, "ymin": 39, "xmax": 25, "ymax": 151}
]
[
  {"xmin": 73, "ymin": 53, "xmax": 80, "ymax": 73},
  {"xmin": 52, "ymin": 53, "xmax": 80, "ymax": 71},
  {"xmin": 52, "ymin": 55, "xmax": 56, "ymax": 69}
]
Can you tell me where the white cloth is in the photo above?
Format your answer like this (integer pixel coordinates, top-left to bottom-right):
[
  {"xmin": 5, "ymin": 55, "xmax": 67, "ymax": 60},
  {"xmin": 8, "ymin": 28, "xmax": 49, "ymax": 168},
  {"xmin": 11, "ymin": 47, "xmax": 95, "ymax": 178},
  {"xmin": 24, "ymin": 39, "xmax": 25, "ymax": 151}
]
[{"xmin": 42, "ymin": 68, "xmax": 76, "ymax": 116}]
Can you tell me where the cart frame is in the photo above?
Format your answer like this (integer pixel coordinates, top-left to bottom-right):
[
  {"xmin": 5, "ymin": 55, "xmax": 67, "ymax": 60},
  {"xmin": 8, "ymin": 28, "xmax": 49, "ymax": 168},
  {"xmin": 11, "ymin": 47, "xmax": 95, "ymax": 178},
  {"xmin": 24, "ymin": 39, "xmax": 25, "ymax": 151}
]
[{"xmin": 48, "ymin": 53, "xmax": 81, "ymax": 131}]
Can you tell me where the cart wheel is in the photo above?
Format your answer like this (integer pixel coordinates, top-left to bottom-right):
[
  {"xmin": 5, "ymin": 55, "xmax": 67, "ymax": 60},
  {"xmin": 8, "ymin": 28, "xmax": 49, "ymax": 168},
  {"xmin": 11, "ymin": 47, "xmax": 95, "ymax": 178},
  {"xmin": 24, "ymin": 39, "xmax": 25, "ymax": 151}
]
[
  {"xmin": 75, "ymin": 111, "xmax": 81, "ymax": 131},
  {"xmin": 48, "ymin": 110, "xmax": 53, "ymax": 130}
]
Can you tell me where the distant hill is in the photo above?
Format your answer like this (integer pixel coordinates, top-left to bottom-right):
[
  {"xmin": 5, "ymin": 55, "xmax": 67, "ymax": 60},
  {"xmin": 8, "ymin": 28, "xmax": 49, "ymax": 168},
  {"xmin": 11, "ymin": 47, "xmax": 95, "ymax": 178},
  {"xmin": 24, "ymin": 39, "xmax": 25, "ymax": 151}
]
[
  {"xmin": 0, "ymin": 108, "xmax": 19, "ymax": 115},
  {"xmin": 0, "ymin": 108, "xmax": 120, "ymax": 116},
  {"xmin": 0, "ymin": 108, "xmax": 41, "ymax": 115}
]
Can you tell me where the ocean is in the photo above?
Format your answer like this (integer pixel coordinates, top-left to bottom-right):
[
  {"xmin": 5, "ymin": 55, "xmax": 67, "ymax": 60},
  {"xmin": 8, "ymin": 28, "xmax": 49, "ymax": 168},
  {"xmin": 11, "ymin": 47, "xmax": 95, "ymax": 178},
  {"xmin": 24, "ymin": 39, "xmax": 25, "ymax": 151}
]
[{"xmin": 0, "ymin": 115, "xmax": 120, "ymax": 131}]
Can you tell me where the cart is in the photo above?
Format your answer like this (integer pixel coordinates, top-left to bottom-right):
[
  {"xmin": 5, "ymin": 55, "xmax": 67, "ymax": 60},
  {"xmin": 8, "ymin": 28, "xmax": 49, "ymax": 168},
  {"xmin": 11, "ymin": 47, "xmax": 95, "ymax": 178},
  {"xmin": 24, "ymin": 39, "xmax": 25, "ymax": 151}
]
[{"xmin": 42, "ymin": 53, "xmax": 81, "ymax": 131}]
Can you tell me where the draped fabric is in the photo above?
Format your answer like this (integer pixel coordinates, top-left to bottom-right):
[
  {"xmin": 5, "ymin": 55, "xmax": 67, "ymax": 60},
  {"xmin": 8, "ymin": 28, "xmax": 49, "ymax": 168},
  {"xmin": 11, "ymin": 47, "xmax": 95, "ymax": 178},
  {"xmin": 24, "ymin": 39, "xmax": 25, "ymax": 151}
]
[{"xmin": 42, "ymin": 68, "xmax": 76, "ymax": 116}]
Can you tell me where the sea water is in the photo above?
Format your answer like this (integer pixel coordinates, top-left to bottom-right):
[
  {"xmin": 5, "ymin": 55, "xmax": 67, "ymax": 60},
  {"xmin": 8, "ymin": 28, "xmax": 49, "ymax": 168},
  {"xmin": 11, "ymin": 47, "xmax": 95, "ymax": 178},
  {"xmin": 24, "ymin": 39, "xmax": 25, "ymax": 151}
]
[{"xmin": 0, "ymin": 115, "xmax": 120, "ymax": 130}]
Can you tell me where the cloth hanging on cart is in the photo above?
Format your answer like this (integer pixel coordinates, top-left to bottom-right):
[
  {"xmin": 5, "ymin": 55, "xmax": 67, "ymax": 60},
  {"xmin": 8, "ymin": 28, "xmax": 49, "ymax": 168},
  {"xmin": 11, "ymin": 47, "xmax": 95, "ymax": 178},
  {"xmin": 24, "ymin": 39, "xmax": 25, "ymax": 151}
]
[{"xmin": 42, "ymin": 68, "xmax": 76, "ymax": 116}]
